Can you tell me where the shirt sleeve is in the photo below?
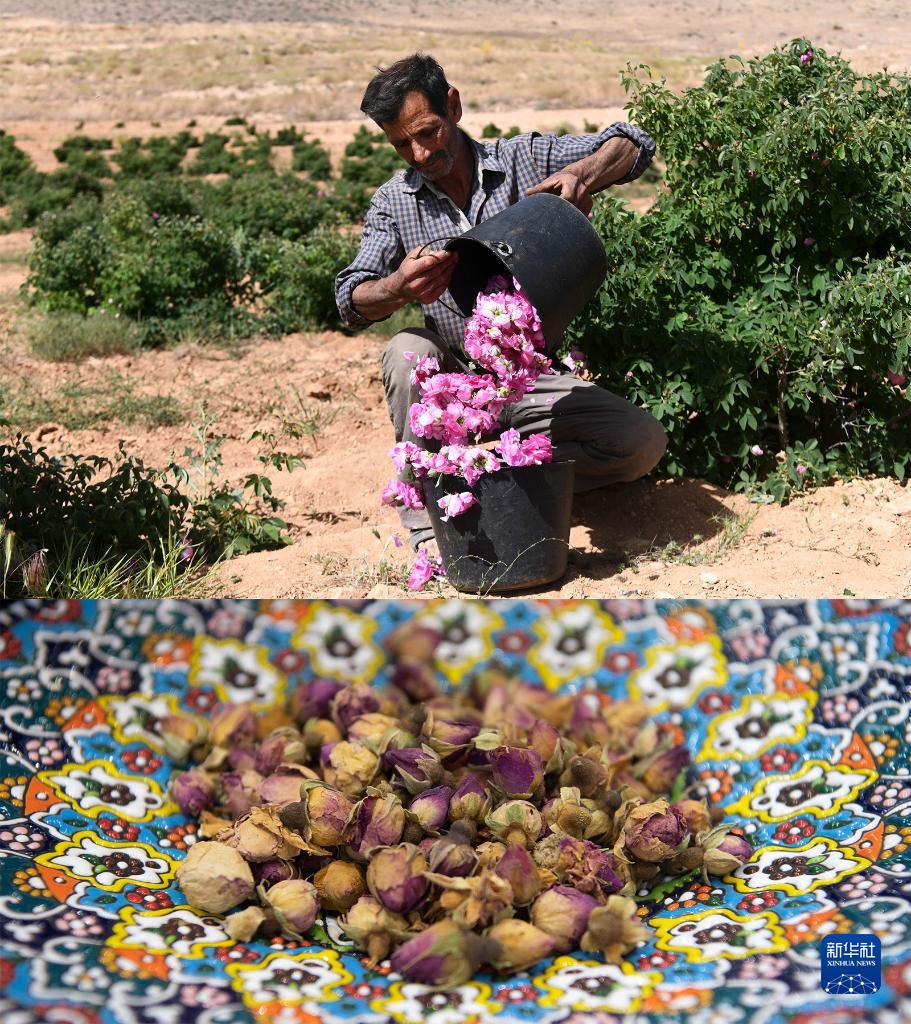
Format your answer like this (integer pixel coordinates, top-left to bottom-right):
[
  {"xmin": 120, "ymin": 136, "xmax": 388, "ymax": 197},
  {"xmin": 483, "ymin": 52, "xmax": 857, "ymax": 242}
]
[
  {"xmin": 523, "ymin": 121, "xmax": 656, "ymax": 186},
  {"xmin": 334, "ymin": 186, "xmax": 406, "ymax": 328}
]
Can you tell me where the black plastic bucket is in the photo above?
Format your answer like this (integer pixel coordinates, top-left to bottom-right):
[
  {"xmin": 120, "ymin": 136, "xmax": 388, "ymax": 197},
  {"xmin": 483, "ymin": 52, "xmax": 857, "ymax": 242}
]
[
  {"xmin": 423, "ymin": 461, "xmax": 575, "ymax": 593},
  {"xmin": 444, "ymin": 193, "xmax": 607, "ymax": 352}
]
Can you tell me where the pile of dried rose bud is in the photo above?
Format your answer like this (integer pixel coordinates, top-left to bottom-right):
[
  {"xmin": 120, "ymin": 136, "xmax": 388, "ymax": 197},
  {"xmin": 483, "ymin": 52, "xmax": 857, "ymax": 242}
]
[{"xmin": 165, "ymin": 624, "xmax": 752, "ymax": 987}]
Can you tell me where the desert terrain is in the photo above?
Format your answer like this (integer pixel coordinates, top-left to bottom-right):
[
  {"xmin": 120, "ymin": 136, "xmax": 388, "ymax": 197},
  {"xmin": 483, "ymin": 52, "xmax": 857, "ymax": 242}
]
[{"xmin": 2, "ymin": 0, "xmax": 911, "ymax": 598}]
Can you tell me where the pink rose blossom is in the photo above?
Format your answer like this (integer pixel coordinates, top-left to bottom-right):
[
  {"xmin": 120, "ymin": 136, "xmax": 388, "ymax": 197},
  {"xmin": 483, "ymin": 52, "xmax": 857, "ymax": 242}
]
[
  {"xmin": 408, "ymin": 548, "xmax": 444, "ymax": 590},
  {"xmin": 438, "ymin": 491, "xmax": 477, "ymax": 520},
  {"xmin": 496, "ymin": 429, "xmax": 553, "ymax": 467},
  {"xmin": 381, "ymin": 480, "xmax": 425, "ymax": 510}
]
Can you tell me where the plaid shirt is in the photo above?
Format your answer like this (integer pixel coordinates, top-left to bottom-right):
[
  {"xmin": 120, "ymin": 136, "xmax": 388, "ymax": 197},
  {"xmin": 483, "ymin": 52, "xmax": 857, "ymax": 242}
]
[{"xmin": 335, "ymin": 122, "xmax": 655, "ymax": 351}]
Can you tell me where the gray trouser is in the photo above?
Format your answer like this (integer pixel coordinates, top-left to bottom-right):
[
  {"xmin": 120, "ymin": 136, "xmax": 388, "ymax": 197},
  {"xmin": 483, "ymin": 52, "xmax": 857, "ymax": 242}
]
[{"xmin": 380, "ymin": 327, "xmax": 668, "ymax": 532}]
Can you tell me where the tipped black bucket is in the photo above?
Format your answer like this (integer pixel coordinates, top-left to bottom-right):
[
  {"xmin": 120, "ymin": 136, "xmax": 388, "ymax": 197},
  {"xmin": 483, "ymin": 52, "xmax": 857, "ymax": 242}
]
[
  {"xmin": 444, "ymin": 193, "xmax": 607, "ymax": 352},
  {"xmin": 423, "ymin": 461, "xmax": 575, "ymax": 594}
]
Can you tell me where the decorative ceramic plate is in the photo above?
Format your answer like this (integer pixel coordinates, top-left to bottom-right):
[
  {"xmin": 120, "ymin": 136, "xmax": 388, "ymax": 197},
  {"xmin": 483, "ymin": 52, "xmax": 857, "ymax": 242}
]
[{"xmin": 1, "ymin": 598, "xmax": 910, "ymax": 1024}]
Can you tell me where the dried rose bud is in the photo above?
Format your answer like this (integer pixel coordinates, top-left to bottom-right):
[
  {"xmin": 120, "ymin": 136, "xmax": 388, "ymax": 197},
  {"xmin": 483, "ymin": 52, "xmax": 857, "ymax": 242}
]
[
  {"xmin": 488, "ymin": 745, "xmax": 544, "ymax": 799},
  {"xmin": 485, "ymin": 800, "xmax": 543, "ymax": 849},
  {"xmin": 259, "ymin": 764, "xmax": 319, "ymax": 805},
  {"xmin": 579, "ymin": 896, "xmax": 650, "ymax": 964},
  {"xmin": 341, "ymin": 895, "xmax": 409, "ymax": 964},
  {"xmin": 349, "ymin": 790, "xmax": 405, "ymax": 856},
  {"xmin": 475, "ymin": 840, "xmax": 507, "ymax": 871},
  {"xmin": 486, "ymin": 919, "xmax": 556, "ymax": 973},
  {"xmin": 314, "ymin": 860, "xmax": 366, "ymax": 913},
  {"xmin": 449, "ymin": 773, "xmax": 491, "ymax": 823},
  {"xmin": 702, "ymin": 828, "xmax": 753, "ymax": 879},
  {"xmin": 560, "ymin": 753, "xmax": 610, "ymax": 798},
  {"xmin": 255, "ymin": 727, "xmax": 308, "ymax": 774},
  {"xmin": 260, "ymin": 878, "xmax": 320, "ymax": 938},
  {"xmin": 289, "ymin": 678, "xmax": 345, "ymax": 725},
  {"xmin": 323, "ymin": 741, "xmax": 380, "ymax": 797},
  {"xmin": 622, "ymin": 800, "xmax": 688, "ymax": 863},
  {"xmin": 387, "ymin": 622, "xmax": 441, "ymax": 663},
  {"xmin": 224, "ymin": 905, "xmax": 266, "ymax": 941},
  {"xmin": 331, "ymin": 683, "xmax": 381, "ymax": 733},
  {"xmin": 297, "ymin": 780, "xmax": 355, "ymax": 847},
  {"xmin": 494, "ymin": 843, "xmax": 541, "ymax": 906},
  {"xmin": 382, "ymin": 746, "xmax": 443, "ymax": 795},
  {"xmin": 528, "ymin": 718, "xmax": 563, "ymax": 772},
  {"xmin": 390, "ymin": 920, "xmax": 497, "ymax": 988},
  {"xmin": 172, "ymin": 769, "xmax": 215, "ymax": 817},
  {"xmin": 348, "ymin": 713, "xmax": 401, "ymax": 743},
  {"xmin": 175, "ymin": 840, "xmax": 255, "ymax": 914},
  {"xmin": 426, "ymin": 833, "xmax": 479, "ymax": 877},
  {"xmin": 302, "ymin": 718, "xmax": 343, "ymax": 752},
  {"xmin": 391, "ymin": 660, "xmax": 439, "ymax": 702},
  {"xmin": 672, "ymin": 799, "xmax": 713, "ymax": 837},
  {"xmin": 209, "ymin": 703, "xmax": 258, "ymax": 748},
  {"xmin": 217, "ymin": 805, "xmax": 313, "ymax": 862},
  {"xmin": 424, "ymin": 714, "xmax": 481, "ymax": 760},
  {"xmin": 220, "ymin": 769, "xmax": 264, "ymax": 819},
  {"xmin": 542, "ymin": 835, "xmax": 624, "ymax": 896},
  {"xmin": 543, "ymin": 786, "xmax": 592, "ymax": 838},
  {"xmin": 253, "ymin": 857, "xmax": 300, "ymax": 889},
  {"xmin": 409, "ymin": 786, "xmax": 452, "ymax": 833},
  {"xmin": 226, "ymin": 747, "xmax": 257, "ymax": 771},
  {"xmin": 160, "ymin": 712, "xmax": 208, "ymax": 763},
  {"xmin": 366, "ymin": 843, "xmax": 428, "ymax": 913},
  {"xmin": 424, "ymin": 869, "xmax": 513, "ymax": 929},
  {"xmin": 531, "ymin": 885, "xmax": 598, "ymax": 952},
  {"xmin": 639, "ymin": 743, "xmax": 690, "ymax": 794}
]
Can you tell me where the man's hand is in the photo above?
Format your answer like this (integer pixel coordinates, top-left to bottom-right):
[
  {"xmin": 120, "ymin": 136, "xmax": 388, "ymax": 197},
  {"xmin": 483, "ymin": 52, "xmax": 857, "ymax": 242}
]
[
  {"xmin": 527, "ymin": 170, "xmax": 592, "ymax": 215},
  {"xmin": 393, "ymin": 246, "xmax": 459, "ymax": 304}
]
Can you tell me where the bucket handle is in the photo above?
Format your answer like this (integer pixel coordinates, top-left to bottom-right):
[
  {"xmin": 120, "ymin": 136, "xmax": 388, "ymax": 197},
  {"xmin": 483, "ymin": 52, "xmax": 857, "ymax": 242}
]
[{"xmin": 413, "ymin": 235, "xmax": 516, "ymax": 319}]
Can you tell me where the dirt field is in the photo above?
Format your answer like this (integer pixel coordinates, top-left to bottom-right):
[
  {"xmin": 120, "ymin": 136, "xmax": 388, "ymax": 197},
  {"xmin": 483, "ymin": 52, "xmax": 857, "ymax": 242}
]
[{"xmin": 2, "ymin": 1, "xmax": 911, "ymax": 599}]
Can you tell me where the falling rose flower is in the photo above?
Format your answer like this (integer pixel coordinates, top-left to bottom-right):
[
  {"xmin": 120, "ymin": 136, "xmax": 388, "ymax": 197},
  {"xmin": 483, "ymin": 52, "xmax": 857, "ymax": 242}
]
[
  {"xmin": 438, "ymin": 491, "xmax": 476, "ymax": 521},
  {"xmin": 750, "ymin": 444, "xmax": 764, "ymax": 456},
  {"xmin": 407, "ymin": 548, "xmax": 444, "ymax": 591}
]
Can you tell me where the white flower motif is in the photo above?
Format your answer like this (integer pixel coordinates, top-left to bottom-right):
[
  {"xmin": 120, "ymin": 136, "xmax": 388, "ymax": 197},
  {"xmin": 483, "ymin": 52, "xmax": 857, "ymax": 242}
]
[
  {"xmin": 117, "ymin": 907, "xmax": 228, "ymax": 957},
  {"xmin": 190, "ymin": 638, "xmax": 285, "ymax": 706},
  {"xmin": 42, "ymin": 762, "xmax": 164, "ymax": 821},
  {"xmin": 233, "ymin": 952, "xmax": 350, "ymax": 1004},
  {"xmin": 659, "ymin": 911, "xmax": 784, "ymax": 961},
  {"xmin": 292, "ymin": 606, "xmax": 383, "ymax": 683},
  {"xmin": 700, "ymin": 694, "xmax": 814, "ymax": 760},
  {"xmin": 735, "ymin": 839, "xmax": 864, "ymax": 894},
  {"xmin": 60, "ymin": 963, "xmax": 111, "ymax": 994},
  {"xmin": 528, "ymin": 604, "xmax": 622, "ymax": 687},
  {"xmin": 377, "ymin": 981, "xmax": 500, "ymax": 1024},
  {"xmin": 535, "ymin": 959, "xmax": 655, "ymax": 1013},
  {"xmin": 629, "ymin": 639, "xmax": 726, "ymax": 710},
  {"xmin": 41, "ymin": 833, "xmax": 172, "ymax": 889},
  {"xmin": 743, "ymin": 762, "xmax": 872, "ymax": 820}
]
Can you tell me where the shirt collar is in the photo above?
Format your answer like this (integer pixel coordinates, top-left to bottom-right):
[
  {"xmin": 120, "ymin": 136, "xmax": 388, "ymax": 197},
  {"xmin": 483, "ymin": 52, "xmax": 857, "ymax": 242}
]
[{"xmin": 402, "ymin": 131, "xmax": 504, "ymax": 194}]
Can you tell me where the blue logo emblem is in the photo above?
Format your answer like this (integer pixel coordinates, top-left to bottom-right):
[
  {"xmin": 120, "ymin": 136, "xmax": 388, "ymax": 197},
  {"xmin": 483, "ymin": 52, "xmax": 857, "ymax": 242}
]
[{"xmin": 820, "ymin": 934, "xmax": 881, "ymax": 995}]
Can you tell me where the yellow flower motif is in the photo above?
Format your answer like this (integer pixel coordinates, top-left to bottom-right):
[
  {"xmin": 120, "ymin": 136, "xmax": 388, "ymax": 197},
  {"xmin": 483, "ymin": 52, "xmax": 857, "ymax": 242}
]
[
  {"xmin": 727, "ymin": 760, "xmax": 876, "ymax": 822},
  {"xmin": 651, "ymin": 908, "xmax": 788, "ymax": 963},
  {"xmin": 36, "ymin": 831, "xmax": 177, "ymax": 892},
  {"xmin": 38, "ymin": 760, "xmax": 171, "ymax": 822},
  {"xmin": 730, "ymin": 836, "xmax": 871, "ymax": 897},
  {"xmin": 43, "ymin": 697, "xmax": 82, "ymax": 727},
  {"xmin": 371, "ymin": 980, "xmax": 501, "ymax": 1024},
  {"xmin": 291, "ymin": 604, "xmax": 384, "ymax": 684},
  {"xmin": 627, "ymin": 636, "xmax": 727, "ymax": 712},
  {"xmin": 527, "ymin": 603, "xmax": 623, "ymax": 690},
  {"xmin": 882, "ymin": 823, "xmax": 911, "ymax": 859},
  {"xmin": 189, "ymin": 637, "xmax": 287, "ymax": 709},
  {"xmin": 110, "ymin": 905, "xmax": 233, "ymax": 959},
  {"xmin": 534, "ymin": 955, "xmax": 659, "ymax": 1012},
  {"xmin": 0, "ymin": 774, "xmax": 28, "ymax": 804},
  {"xmin": 12, "ymin": 865, "xmax": 48, "ymax": 895},
  {"xmin": 698, "ymin": 692, "xmax": 818, "ymax": 762},
  {"xmin": 227, "ymin": 950, "xmax": 352, "ymax": 1008},
  {"xmin": 99, "ymin": 692, "xmax": 182, "ymax": 750},
  {"xmin": 412, "ymin": 600, "xmax": 504, "ymax": 687}
]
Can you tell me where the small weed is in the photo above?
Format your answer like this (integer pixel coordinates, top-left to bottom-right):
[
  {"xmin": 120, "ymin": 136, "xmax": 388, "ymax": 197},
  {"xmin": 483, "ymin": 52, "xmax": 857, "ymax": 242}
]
[
  {"xmin": 314, "ymin": 552, "xmax": 347, "ymax": 576},
  {"xmin": 633, "ymin": 509, "xmax": 758, "ymax": 568}
]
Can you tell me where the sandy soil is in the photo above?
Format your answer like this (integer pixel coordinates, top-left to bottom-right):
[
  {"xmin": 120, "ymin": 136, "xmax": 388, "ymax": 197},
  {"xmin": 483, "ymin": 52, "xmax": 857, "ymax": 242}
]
[{"xmin": 2, "ymin": 2, "xmax": 911, "ymax": 599}]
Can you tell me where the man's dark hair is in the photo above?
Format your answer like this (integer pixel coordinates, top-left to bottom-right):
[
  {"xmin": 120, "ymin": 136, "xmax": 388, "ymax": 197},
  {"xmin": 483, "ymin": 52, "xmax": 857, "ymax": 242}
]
[{"xmin": 360, "ymin": 53, "xmax": 451, "ymax": 125}]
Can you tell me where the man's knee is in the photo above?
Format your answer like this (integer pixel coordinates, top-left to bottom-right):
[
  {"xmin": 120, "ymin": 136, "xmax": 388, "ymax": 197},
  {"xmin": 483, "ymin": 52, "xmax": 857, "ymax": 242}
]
[
  {"xmin": 381, "ymin": 328, "xmax": 446, "ymax": 385},
  {"xmin": 623, "ymin": 414, "xmax": 667, "ymax": 480}
]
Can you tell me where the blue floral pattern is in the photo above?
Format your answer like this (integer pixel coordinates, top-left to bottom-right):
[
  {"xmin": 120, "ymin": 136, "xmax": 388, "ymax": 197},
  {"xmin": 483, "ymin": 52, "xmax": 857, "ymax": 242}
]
[{"xmin": 1, "ymin": 598, "xmax": 910, "ymax": 1024}]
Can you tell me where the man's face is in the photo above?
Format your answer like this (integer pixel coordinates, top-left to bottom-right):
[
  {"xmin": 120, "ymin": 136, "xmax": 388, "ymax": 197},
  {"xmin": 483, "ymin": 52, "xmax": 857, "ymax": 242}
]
[{"xmin": 381, "ymin": 88, "xmax": 462, "ymax": 181}]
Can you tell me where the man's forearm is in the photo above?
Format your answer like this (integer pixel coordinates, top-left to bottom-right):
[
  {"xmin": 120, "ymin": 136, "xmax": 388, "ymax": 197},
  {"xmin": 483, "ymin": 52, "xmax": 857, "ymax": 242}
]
[
  {"xmin": 565, "ymin": 136, "xmax": 639, "ymax": 194},
  {"xmin": 351, "ymin": 274, "xmax": 409, "ymax": 323}
]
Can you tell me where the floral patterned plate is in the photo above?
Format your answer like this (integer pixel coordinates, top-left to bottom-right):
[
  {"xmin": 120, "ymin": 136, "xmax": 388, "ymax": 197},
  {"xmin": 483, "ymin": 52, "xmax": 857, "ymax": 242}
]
[{"xmin": 1, "ymin": 598, "xmax": 910, "ymax": 1024}]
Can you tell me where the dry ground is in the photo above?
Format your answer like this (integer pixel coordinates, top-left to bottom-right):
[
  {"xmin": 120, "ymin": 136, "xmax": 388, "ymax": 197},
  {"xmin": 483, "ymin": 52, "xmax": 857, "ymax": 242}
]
[{"xmin": 2, "ymin": 1, "xmax": 911, "ymax": 598}]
